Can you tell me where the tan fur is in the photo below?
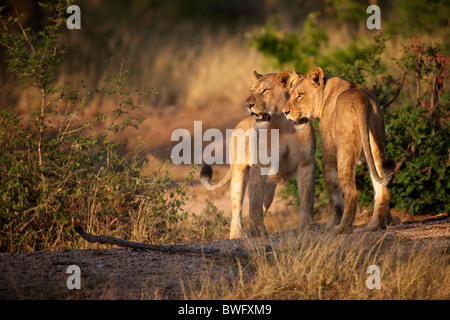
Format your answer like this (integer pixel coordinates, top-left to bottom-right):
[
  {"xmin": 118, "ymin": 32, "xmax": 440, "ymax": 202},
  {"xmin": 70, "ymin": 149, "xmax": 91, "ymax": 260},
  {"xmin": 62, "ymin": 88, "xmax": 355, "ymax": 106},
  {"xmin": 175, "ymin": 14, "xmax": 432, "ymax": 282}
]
[
  {"xmin": 201, "ymin": 72, "xmax": 316, "ymax": 239},
  {"xmin": 282, "ymin": 67, "xmax": 397, "ymax": 234}
]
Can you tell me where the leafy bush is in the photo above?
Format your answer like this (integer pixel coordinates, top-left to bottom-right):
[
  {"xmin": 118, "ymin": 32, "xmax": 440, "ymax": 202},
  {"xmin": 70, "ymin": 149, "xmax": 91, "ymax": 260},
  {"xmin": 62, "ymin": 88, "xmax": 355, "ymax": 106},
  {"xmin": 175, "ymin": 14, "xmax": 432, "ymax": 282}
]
[
  {"xmin": 249, "ymin": 15, "xmax": 390, "ymax": 81},
  {"xmin": 387, "ymin": 0, "xmax": 450, "ymax": 36},
  {"xmin": 385, "ymin": 105, "xmax": 449, "ymax": 214},
  {"xmin": 249, "ymin": 14, "xmax": 328, "ymax": 72},
  {"xmin": 0, "ymin": 2, "xmax": 226, "ymax": 252}
]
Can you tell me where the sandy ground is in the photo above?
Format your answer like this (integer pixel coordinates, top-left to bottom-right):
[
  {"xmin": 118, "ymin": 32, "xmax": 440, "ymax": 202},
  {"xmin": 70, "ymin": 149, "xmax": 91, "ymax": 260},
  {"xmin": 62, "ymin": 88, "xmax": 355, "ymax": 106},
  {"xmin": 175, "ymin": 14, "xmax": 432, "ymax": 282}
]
[{"xmin": 1, "ymin": 180, "xmax": 448, "ymax": 300}]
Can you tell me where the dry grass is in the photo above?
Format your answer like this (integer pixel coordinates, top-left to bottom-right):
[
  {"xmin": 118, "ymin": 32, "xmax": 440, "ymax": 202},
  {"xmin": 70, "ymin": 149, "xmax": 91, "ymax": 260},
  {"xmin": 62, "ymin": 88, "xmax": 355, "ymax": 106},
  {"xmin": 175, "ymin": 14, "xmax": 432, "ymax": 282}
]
[
  {"xmin": 69, "ymin": 181, "xmax": 230, "ymax": 251},
  {"xmin": 185, "ymin": 232, "xmax": 449, "ymax": 300},
  {"xmin": 134, "ymin": 24, "xmax": 264, "ymax": 112},
  {"xmin": 0, "ymin": 22, "xmax": 263, "ymax": 110},
  {"xmin": 1, "ymin": 22, "xmax": 265, "ymax": 163}
]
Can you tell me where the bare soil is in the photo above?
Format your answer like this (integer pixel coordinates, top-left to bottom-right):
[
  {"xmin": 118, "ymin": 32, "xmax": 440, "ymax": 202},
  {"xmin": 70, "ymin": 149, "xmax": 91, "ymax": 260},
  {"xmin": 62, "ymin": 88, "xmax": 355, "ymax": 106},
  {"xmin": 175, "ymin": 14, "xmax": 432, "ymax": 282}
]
[{"xmin": 1, "ymin": 181, "xmax": 448, "ymax": 300}]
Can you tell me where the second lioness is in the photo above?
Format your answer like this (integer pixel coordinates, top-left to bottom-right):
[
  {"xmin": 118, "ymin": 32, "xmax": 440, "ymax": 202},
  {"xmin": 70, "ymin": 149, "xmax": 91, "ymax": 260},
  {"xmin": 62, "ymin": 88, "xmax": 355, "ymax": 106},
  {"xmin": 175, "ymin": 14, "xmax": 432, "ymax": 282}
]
[
  {"xmin": 201, "ymin": 71, "xmax": 316, "ymax": 239},
  {"xmin": 282, "ymin": 67, "xmax": 397, "ymax": 234}
]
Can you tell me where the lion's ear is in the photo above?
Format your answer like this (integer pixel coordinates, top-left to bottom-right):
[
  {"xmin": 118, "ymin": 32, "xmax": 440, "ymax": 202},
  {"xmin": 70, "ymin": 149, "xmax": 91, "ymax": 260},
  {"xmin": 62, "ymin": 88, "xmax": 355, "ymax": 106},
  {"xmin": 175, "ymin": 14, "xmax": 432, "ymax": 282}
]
[
  {"xmin": 290, "ymin": 71, "xmax": 303, "ymax": 88},
  {"xmin": 307, "ymin": 67, "xmax": 324, "ymax": 87},
  {"xmin": 274, "ymin": 71, "xmax": 292, "ymax": 89},
  {"xmin": 253, "ymin": 71, "xmax": 263, "ymax": 81}
]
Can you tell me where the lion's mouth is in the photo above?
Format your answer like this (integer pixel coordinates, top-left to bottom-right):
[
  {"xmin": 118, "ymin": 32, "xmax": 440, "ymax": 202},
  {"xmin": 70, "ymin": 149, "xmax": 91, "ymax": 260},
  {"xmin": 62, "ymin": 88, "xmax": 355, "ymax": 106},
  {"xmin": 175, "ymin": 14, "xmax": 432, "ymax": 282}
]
[
  {"xmin": 295, "ymin": 117, "xmax": 309, "ymax": 125},
  {"xmin": 252, "ymin": 112, "xmax": 271, "ymax": 122}
]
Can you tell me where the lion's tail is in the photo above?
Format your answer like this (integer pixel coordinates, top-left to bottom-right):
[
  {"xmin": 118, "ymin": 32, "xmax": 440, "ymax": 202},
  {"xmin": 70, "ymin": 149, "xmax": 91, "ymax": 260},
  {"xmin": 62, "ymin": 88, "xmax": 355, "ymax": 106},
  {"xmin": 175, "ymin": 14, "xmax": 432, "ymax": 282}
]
[
  {"xmin": 353, "ymin": 93, "xmax": 395, "ymax": 186},
  {"xmin": 200, "ymin": 164, "xmax": 232, "ymax": 190}
]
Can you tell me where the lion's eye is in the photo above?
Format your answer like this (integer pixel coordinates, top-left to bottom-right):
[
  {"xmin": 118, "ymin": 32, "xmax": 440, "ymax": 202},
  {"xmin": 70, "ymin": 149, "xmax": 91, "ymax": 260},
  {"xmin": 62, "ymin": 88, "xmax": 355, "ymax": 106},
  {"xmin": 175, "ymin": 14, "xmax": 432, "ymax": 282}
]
[
  {"xmin": 262, "ymin": 89, "xmax": 270, "ymax": 94},
  {"xmin": 297, "ymin": 93, "xmax": 304, "ymax": 99}
]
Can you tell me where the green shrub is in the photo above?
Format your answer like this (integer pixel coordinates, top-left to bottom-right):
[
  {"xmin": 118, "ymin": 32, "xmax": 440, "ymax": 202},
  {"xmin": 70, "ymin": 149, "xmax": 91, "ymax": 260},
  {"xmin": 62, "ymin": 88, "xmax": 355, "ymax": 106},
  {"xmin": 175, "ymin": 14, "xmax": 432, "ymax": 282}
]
[
  {"xmin": 0, "ymin": 2, "xmax": 224, "ymax": 252},
  {"xmin": 387, "ymin": 0, "xmax": 450, "ymax": 36},
  {"xmin": 386, "ymin": 106, "xmax": 448, "ymax": 214},
  {"xmin": 249, "ymin": 14, "xmax": 328, "ymax": 72}
]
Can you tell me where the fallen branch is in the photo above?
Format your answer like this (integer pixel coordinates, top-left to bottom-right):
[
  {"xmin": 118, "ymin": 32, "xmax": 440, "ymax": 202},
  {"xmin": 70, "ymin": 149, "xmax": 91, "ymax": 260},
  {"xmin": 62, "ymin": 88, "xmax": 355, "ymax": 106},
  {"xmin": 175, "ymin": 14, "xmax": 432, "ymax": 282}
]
[{"xmin": 74, "ymin": 224, "xmax": 253, "ymax": 259}]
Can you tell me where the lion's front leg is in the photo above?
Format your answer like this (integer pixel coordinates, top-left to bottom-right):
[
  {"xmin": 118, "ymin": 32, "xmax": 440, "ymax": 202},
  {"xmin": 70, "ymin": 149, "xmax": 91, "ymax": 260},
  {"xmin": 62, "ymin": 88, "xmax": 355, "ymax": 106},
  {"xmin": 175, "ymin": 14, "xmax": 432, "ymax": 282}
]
[
  {"xmin": 296, "ymin": 159, "xmax": 316, "ymax": 229},
  {"xmin": 322, "ymin": 152, "xmax": 345, "ymax": 230},
  {"xmin": 263, "ymin": 183, "xmax": 277, "ymax": 215},
  {"xmin": 229, "ymin": 165, "xmax": 249, "ymax": 239},
  {"xmin": 247, "ymin": 165, "xmax": 269, "ymax": 238}
]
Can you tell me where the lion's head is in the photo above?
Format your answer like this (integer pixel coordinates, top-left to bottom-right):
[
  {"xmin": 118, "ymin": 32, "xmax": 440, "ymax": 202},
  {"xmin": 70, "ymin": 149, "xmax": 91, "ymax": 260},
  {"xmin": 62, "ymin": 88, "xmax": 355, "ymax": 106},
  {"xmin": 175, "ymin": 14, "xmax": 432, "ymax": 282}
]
[
  {"xmin": 245, "ymin": 71, "xmax": 292, "ymax": 125},
  {"xmin": 282, "ymin": 67, "xmax": 325, "ymax": 126}
]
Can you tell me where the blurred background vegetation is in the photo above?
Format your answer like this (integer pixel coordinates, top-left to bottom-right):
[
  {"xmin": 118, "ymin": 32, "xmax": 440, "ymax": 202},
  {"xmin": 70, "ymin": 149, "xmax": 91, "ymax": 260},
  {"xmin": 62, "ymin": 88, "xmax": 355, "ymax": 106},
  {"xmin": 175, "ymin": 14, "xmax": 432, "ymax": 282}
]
[{"xmin": 0, "ymin": 0, "xmax": 448, "ymax": 252}]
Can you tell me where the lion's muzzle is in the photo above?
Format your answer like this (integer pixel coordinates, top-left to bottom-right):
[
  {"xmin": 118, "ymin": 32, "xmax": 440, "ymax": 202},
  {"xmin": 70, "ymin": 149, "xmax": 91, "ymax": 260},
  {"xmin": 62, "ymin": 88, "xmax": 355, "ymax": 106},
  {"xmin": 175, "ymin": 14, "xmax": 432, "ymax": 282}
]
[
  {"xmin": 283, "ymin": 109, "xmax": 309, "ymax": 125},
  {"xmin": 254, "ymin": 112, "xmax": 271, "ymax": 122},
  {"xmin": 295, "ymin": 117, "xmax": 309, "ymax": 125},
  {"xmin": 247, "ymin": 103, "xmax": 271, "ymax": 122}
]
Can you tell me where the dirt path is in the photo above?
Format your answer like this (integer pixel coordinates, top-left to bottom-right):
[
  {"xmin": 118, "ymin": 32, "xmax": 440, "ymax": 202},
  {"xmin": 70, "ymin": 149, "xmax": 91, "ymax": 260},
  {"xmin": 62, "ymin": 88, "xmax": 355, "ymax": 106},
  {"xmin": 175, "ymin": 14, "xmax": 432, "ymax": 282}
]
[
  {"xmin": 1, "ymin": 166, "xmax": 448, "ymax": 300},
  {"xmin": 1, "ymin": 211, "xmax": 448, "ymax": 300}
]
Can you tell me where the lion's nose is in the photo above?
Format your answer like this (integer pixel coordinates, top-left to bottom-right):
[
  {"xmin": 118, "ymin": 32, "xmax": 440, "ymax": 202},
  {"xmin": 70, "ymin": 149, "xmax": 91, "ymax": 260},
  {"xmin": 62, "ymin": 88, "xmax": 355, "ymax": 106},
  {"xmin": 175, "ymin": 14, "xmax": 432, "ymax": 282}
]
[
  {"xmin": 246, "ymin": 102, "xmax": 255, "ymax": 109},
  {"xmin": 283, "ymin": 110, "xmax": 290, "ymax": 115}
]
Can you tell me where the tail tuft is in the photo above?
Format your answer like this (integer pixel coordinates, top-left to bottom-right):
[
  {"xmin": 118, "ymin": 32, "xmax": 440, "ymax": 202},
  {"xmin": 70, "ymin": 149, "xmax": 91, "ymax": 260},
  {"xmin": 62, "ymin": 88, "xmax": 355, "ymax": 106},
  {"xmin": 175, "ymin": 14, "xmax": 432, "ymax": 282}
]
[
  {"xmin": 200, "ymin": 164, "xmax": 213, "ymax": 183},
  {"xmin": 382, "ymin": 159, "xmax": 396, "ymax": 184},
  {"xmin": 200, "ymin": 164, "xmax": 232, "ymax": 190}
]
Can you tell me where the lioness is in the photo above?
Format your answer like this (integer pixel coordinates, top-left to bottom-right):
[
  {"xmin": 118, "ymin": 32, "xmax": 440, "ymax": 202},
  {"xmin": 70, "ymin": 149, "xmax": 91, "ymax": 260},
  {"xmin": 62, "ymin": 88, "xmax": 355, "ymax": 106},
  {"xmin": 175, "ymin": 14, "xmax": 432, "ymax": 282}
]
[
  {"xmin": 282, "ymin": 67, "xmax": 397, "ymax": 234},
  {"xmin": 201, "ymin": 71, "xmax": 316, "ymax": 239}
]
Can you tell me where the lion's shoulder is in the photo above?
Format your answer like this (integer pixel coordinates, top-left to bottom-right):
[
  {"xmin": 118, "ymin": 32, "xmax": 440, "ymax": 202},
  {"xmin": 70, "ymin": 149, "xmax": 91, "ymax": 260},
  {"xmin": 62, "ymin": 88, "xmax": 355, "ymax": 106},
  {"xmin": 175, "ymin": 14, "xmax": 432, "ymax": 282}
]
[{"xmin": 234, "ymin": 116, "xmax": 256, "ymax": 131}]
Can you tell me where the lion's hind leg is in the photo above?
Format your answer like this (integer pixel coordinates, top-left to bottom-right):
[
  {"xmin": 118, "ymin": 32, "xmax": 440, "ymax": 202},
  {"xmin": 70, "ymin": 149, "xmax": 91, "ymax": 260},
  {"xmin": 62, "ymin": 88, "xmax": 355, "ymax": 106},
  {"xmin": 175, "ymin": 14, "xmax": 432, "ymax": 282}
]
[
  {"xmin": 385, "ymin": 207, "xmax": 399, "ymax": 225},
  {"xmin": 365, "ymin": 171, "xmax": 391, "ymax": 231},
  {"xmin": 334, "ymin": 145, "xmax": 359, "ymax": 234}
]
